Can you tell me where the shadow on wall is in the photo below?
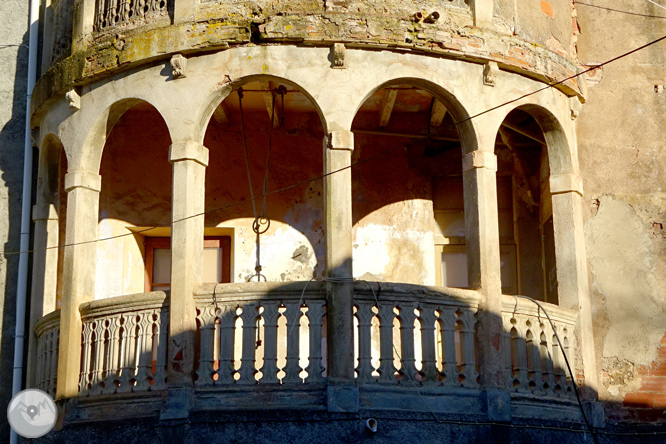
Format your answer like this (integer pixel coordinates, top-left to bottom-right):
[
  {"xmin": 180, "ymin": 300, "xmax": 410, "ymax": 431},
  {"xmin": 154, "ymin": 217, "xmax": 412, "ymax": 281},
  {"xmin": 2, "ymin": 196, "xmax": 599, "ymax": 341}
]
[{"xmin": 0, "ymin": 29, "xmax": 30, "ymax": 441}]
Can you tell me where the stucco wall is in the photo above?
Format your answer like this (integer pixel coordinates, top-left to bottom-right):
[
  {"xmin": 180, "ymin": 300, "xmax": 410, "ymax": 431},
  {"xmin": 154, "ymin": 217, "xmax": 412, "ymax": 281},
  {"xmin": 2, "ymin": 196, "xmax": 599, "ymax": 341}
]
[{"xmin": 576, "ymin": 2, "xmax": 666, "ymax": 420}]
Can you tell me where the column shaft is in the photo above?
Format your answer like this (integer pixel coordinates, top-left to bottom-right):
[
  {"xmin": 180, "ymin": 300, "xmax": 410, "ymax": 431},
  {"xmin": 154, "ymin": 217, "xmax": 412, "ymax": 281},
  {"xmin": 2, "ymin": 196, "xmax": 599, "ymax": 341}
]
[
  {"xmin": 550, "ymin": 177, "xmax": 598, "ymax": 391},
  {"xmin": 27, "ymin": 204, "xmax": 59, "ymax": 387},
  {"xmin": 324, "ymin": 131, "xmax": 354, "ymax": 383},
  {"xmin": 462, "ymin": 150, "xmax": 504, "ymax": 388},
  {"xmin": 168, "ymin": 142, "xmax": 208, "ymax": 385},
  {"xmin": 56, "ymin": 172, "xmax": 100, "ymax": 399}
]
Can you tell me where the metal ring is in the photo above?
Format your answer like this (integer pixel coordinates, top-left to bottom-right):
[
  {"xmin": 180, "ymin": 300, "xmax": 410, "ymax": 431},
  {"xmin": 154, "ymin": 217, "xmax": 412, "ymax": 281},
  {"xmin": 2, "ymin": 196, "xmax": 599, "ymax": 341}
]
[{"xmin": 252, "ymin": 217, "xmax": 270, "ymax": 234}]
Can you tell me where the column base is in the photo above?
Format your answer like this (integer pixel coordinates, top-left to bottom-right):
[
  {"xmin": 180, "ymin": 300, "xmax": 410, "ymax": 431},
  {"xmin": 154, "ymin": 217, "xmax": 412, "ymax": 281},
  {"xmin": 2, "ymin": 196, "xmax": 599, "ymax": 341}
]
[
  {"xmin": 160, "ymin": 386, "xmax": 194, "ymax": 421},
  {"xmin": 326, "ymin": 384, "xmax": 359, "ymax": 413},
  {"xmin": 482, "ymin": 388, "xmax": 511, "ymax": 422}
]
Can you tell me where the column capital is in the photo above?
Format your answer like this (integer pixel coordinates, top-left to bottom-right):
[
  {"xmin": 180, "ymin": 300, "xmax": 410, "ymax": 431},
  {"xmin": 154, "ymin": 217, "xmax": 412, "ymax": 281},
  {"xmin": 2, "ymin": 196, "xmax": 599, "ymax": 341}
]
[
  {"xmin": 463, "ymin": 150, "xmax": 497, "ymax": 172},
  {"xmin": 169, "ymin": 141, "xmax": 209, "ymax": 167},
  {"xmin": 32, "ymin": 204, "xmax": 59, "ymax": 222},
  {"xmin": 550, "ymin": 174, "xmax": 584, "ymax": 196},
  {"xmin": 326, "ymin": 131, "xmax": 354, "ymax": 151},
  {"xmin": 64, "ymin": 171, "xmax": 101, "ymax": 192}
]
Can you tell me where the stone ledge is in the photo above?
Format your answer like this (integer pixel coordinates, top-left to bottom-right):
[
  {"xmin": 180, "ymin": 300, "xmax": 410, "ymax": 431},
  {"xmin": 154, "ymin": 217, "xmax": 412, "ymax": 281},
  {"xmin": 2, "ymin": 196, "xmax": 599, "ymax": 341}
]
[{"xmin": 79, "ymin": 291, "xmax": 168, "ymax": 318}]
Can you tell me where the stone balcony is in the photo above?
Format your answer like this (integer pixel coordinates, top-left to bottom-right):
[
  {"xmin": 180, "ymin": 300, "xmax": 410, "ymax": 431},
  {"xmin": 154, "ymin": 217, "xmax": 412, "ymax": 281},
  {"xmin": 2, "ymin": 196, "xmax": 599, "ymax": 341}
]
[{"xmin": 34, "ymin": 281, "xmax": 585, "ymax": 425}]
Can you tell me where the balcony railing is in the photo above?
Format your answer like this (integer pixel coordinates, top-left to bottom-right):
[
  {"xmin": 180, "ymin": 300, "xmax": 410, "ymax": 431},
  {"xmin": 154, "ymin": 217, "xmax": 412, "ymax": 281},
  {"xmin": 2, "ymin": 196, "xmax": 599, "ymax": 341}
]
[
  {"xmin": 78, "ymin": 291, "xmax": 168, "ymax": 395},
  {"xmin": 34, "ymin": 310, "xmax": 60, "ymax": 398},
  {"xmin": 502, "ymin": 295, "xmax": 577, "ymax": 399},
  {"xmin": 33, "ymin": 283, "xmax": 581, "ymax": 419}
]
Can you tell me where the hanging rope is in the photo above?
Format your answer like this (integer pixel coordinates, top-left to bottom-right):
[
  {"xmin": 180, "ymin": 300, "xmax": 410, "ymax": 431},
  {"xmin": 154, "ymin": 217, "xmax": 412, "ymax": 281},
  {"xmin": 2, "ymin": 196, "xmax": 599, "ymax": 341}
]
[{"xmin": 238, "ymin": 86, "xmax": 284, "ymax": 282}]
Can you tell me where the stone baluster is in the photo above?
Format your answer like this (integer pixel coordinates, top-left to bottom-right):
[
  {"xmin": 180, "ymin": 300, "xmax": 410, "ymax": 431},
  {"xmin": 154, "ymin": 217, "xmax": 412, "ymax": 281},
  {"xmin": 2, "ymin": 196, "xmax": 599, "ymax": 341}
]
[
  {"xmin": 79, "ymin": 321, "xmax": 93, "ymax": 393},
  {"xmin": 397, "ymin": 302, "xmax": 418, "ymax": 382},
  {"xmin": 282, "ymin": 301, "xmax": 302, "ymax": 384},
  {"xmin": 195, "ymin": 305, "xmax": 215, "ymax": 386},
  {"xmin": 36, "ymin": 334, "xmax": 45, "ymax": 391},
  {"xmin": 355, "ymin": 301, "xmax": 375, "ymax": 383},
  {"xmin": 153, "ymin": 309, "xmax": 168, "ymax": 390},
  {"xmin": 217, "ymin": 305, "xmax": 237, "ymax": 384},
  {"xmin": 305, "ymin": 300, "xmax": 326, "ymax": 383},
  {"xmin": 540, "ymin": 328, "xmax": 555, "ymax": 396},
  {"xmin": 419, "ymin": 306, "xmax": 438, "ymax": 384},
  {"xmin": 135, "ymin": 311, "xmax": 154, "ymax": 390},
  {"xmin": 376, "ymin": 303, "xmax": 396, "ymax": 384},
  {"xmin": 238, "ymin": 303, "xmax": 259, "ymax": 384},
  {"xmin": 259, "ymin": 302, "xmax": 281, "ymax": 384},
  {"xmin": 438, "ymin": 308, "xmax": 458, "ymax": 387},
  {"xmin": 90, "ymin": 320, "xmax": 107, "ymax": 394},
  {"xmin": 102, "ymin": 315, "xmax": 121, "ymax": 394},
  {"xmin": 47, "ymin": 329, "xmax": 59, "ymax": 396},
  {"xmin": 118, "ymin": 313, "xmax": 138, "ymax": 393}
]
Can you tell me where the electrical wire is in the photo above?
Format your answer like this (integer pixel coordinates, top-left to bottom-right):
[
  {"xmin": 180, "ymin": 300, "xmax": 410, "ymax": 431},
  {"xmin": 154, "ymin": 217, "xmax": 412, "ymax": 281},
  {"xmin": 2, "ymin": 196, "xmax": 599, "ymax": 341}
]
[
  {"xmin": 2, "ymin": 32, "xmax": 666, "ymax": 259},
  {"xmin": 574, "ymin": 1, "xmax": 666, "ymax": 19},
  {"xmin": 647, "ymin": 0, "xmax": 666, "ymax": 11}
]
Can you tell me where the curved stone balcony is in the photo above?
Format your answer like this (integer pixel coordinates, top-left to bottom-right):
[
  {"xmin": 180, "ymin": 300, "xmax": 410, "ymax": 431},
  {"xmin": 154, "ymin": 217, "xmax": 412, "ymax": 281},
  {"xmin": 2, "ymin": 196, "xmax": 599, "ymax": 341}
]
[
  {"xmin": 34, "ymin": 282, "xmax": 584, "ymax": 424},
  {"xmin": 34, "ymin": 0, "xmax": 585, "ymax": 116}
]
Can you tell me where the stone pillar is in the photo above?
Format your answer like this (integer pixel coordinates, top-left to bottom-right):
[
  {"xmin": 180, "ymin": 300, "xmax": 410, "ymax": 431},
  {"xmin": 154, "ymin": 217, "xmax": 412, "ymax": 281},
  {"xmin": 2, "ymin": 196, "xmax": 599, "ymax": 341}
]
[
  {"xmin": 550, "ymin": 174, "xmax": 598, "ymax": 392},
  {"xmin": 71, "ymin": 0, "xmax": 95, "ymax": 52},
  {"xmin": 173, "ymin": 0, "xmax": 196, "ymax": 23},
  {"xmin": 56, "ymin": 171, "xmax": 101, "ymax": 399},
  {"xmin": 324, "ymin": 130, "xmax": 358, "ymax": 412},
  {"xmin": 166, "ymin": 142, "xmax": 208, "ymax": 392},
  {"xmin": 462, "ymin": 150, "xmax": 505, "ymax": 385},
  {"xmin": 26, "ymin": 203, "xmax": 59, "ymax": 387}
]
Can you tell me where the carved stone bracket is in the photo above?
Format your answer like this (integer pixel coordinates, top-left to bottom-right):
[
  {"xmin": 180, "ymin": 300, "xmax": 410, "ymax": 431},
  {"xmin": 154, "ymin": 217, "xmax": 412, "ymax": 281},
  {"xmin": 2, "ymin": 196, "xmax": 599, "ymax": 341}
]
[
  {"xmin": 331, "ymin": 43, "xmax": 346, "ymax": 69},
  {"xmin": 66, "ymin": 88, "xmax": 80, "ymax": 111},
  {"xmin": 483, "ymin": 61, "xmax": 498, "ymax": 87},
  {"xmin": 170, "ymin": 54, "xmax": 188, "ymax": 79}
]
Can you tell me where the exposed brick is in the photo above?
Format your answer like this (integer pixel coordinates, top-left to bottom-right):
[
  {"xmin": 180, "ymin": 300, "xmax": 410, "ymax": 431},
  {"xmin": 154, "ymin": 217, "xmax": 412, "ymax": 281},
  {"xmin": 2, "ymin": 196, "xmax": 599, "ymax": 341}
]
[
  {"xmin": 624, "ymin": 392, "xmax": 655, "ymax": 408},
  {"xmin": 639, "ymin": 377, "xmax": 666, "ymax": 393},
  {"xmin": 654, "ymin": 394, "xmax": 666, "ymax": 408}
]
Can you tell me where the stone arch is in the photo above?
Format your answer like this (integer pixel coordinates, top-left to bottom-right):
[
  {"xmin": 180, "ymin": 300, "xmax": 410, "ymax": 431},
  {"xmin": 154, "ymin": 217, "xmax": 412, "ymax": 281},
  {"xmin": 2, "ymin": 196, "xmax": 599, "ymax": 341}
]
[
  {"xmin": 498, "ymin": 103, "xmax": 574, "ymax": 177},
  {"xmin": 350, "ymin": 77, "xmax": 478, "ymax": 154},
  {"xmin": 37, "ymin": 134, "xmax": 66, "ymax": 205},
  {"xmin": 198, "ymin": 74, "xmax": 329, "ymax": 144},
  {"xmin": 79, "ymin": 98, "xmax": 172, "ymax": 174}
]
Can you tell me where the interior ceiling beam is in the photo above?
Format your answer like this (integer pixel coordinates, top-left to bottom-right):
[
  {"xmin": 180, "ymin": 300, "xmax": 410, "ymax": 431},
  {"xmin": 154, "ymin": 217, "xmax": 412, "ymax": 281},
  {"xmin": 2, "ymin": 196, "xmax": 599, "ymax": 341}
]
[
  {"xmin": 378, "ymin": 89, "xmax": 398, "ymax": 127},
  {"xmin": 429, "ymin": 99, "xmax": 448, "ymax": 128},
  {"xmin": 501, "ymin": 121, "xmax": 545, "ymax": 145},
  {"xmin": 263, "ymin": 81, "xmax": 283, "ymax": 128},
  {"xmin": 352, "ymin": 128, "xmax": 459, "ymax": 142}
]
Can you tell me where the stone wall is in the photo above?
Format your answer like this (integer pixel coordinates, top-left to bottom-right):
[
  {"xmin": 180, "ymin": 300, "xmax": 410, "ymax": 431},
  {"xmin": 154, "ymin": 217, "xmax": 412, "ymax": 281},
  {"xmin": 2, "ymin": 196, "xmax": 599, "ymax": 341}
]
[
  {"xmin": 0, "ymin": 0, "xmax": 28, "ymax": 439},
  {"xmin": 576, "ymin": 2, "xmax": 666, "ymax": 422}
]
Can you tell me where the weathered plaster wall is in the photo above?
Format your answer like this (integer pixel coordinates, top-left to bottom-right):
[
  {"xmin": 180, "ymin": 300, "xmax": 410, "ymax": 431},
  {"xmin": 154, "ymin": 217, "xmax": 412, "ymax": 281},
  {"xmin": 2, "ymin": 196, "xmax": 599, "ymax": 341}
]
[
  {"xmin": 0, "ymin": 0, "xmax": 28, "ymax": 438},
  {"xmin": 576, "ymin": 2, "xmax": 666, "ymax": 420},
  {"xmin": 352, "ymin": 128, "xmax": 437, "ymax": 285},
  {"xmin": 205, "ymin": 109, "xmax": 325, "ymax": 283}
]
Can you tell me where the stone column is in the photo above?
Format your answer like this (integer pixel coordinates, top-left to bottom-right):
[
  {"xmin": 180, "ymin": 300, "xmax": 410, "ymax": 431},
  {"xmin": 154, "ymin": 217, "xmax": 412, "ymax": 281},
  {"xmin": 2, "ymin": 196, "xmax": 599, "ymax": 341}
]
[
  {"xmin": 166, "ymin": 141, "xmax": 208, "ymax": 394},
  {"xmin": 550, "ymin": 174, "xmax": 598, "ymax": 392},
  {"xmin": 462, "ymin": 149, "xmax": 509, "ymax": 420},
  {"xmin": 56, "ymin": 171, "xmax": 101, "ymax": 399},
  {"xmin": 71, "ymin": 0, "xmax": 95, "ymax": 52},
  {"xmin": 27, "ymin": 203, "xmax": 59, "ymax": 387},
  {"xmin": 324, "ymin": 130, "xmax": 358, "ymax": 412}
]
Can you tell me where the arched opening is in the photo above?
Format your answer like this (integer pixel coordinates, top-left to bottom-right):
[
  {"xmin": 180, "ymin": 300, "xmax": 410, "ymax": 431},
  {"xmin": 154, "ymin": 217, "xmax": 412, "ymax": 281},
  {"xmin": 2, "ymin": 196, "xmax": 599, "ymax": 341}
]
[
  {"xmin": 202, "ymin": 78, "xmax": 326, "ymax": 283},
  {"xmin": 96, "ymin": 101, "xmax": 172, "ymax": 298},
  {"xmin": 350, "ymin": 81, "xmax": 467, "ymax": 287},
  {"xmin": 35, "ymin": 135, "xmax": 68, "ymax": 311},
  {"xmin": 494, "ymin": 107, "xmax": 559, "ymax": 303}
]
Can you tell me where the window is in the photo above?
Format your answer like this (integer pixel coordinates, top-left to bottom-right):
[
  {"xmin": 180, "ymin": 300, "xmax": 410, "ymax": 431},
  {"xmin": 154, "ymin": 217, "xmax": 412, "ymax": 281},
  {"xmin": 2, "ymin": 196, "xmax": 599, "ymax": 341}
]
[{"xmin": 144, "ymin": 236, "xmax": 231, "ymax": 291}]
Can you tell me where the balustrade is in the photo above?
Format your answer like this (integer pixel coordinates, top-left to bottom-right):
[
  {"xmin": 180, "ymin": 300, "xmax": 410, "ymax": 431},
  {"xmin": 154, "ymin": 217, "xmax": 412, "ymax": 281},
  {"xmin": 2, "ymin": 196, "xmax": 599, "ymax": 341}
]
[
  {"xmin": 354, "ymin": 284, "xmax": 481, "ymax": 389},
  {"xmin": 194, "ymin": 282, "xmax": 327, "ymax": 386},
  {"xmin": 35, "ymin": 310, "xmax": 60, "ymax": 398},
  {"xmin": 93, "ymin": 0, "xmax": 167, "ymax": 32},
  {"xmin": 78, "ymin": 292, "xmax": 168, "ymax": 396},
  {"xmin": 502, "ymin": 295, "xmax": 577, "ymax": 398}
]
